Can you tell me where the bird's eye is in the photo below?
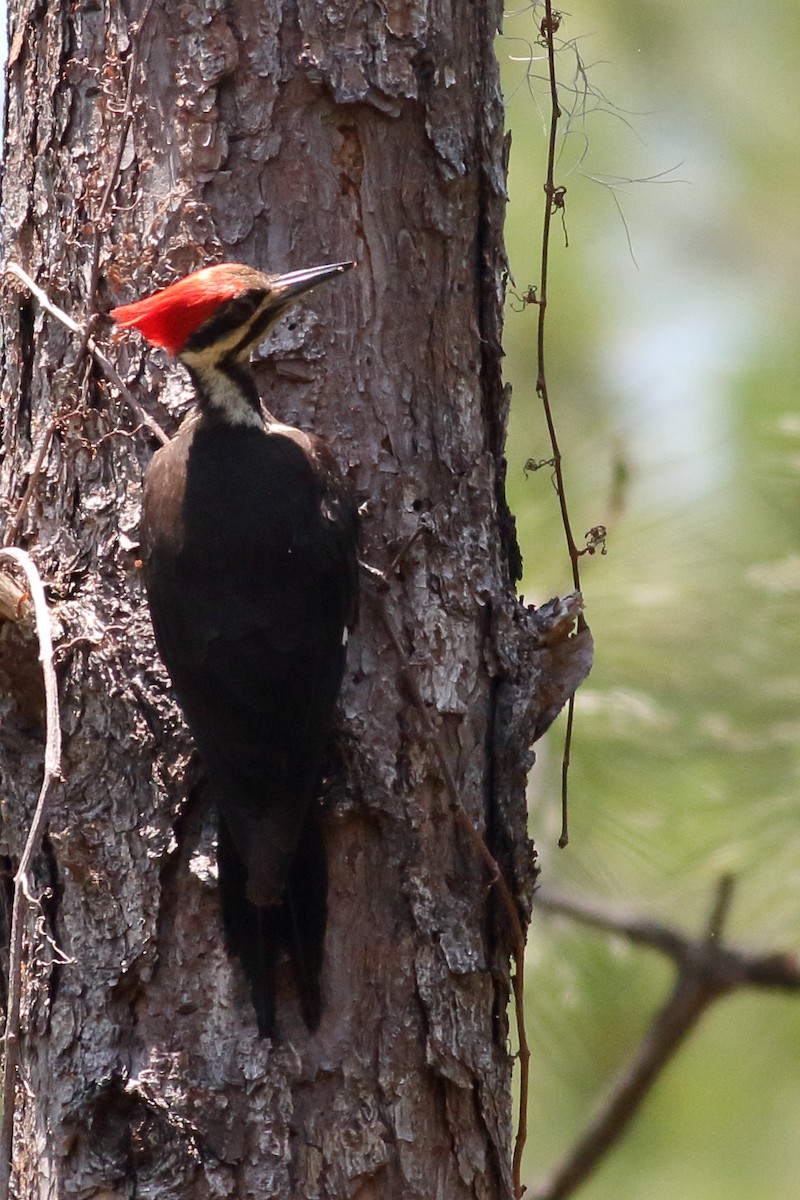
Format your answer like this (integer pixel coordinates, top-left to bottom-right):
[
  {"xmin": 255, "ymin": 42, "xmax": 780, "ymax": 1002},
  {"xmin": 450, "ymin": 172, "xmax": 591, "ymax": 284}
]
[
  {"xmin": 224, "ymin": 291, "xmax": 268, "ymax": 327},
  {"xmin": 183, "ymin": 289, "xmax": 268, "ymax": 353}
]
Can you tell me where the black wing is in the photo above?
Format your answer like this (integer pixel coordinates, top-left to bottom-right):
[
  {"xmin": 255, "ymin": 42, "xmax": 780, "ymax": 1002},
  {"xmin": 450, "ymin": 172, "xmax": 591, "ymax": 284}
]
[{"xmin": 141, "ymin": 419, "xmax": 358, "ymax": 1033}]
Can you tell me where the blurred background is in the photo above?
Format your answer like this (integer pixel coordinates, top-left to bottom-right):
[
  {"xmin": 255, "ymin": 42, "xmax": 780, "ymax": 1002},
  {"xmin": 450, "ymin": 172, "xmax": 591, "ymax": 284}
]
[
  {"xmin": 499, "ymin": 2, "xmax": 800, "ymax": 1197},
  {"xmin": 0, "ymin": 0, "xmax": 796, "ymax": 1193}
]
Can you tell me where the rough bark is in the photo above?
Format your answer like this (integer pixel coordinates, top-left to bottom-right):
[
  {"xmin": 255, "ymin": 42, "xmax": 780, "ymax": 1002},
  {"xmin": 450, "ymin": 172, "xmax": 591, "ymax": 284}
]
[{"xmin": 0, "ymin": 2, "xmax": 590, "ymax": 1198}]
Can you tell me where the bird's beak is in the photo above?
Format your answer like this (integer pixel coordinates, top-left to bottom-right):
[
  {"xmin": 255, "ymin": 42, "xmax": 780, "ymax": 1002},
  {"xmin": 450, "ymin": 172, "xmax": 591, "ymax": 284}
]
[{"xmin": 269, "ymin": 261, "xmax": 356, "ymax": 305}]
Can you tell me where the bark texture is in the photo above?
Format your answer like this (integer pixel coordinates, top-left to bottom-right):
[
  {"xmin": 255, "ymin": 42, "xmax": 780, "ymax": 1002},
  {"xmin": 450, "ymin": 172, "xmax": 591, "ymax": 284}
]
[{"xmin": 0, "ymin": 2, "xmax": 591, "ymax": 1197}]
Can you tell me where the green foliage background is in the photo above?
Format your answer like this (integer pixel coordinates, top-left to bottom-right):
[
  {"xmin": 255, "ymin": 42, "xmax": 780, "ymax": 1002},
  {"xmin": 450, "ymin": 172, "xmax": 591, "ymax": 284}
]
[{"xmin": 499, "ymin": 3, "xmax": 800, "ymax": 1197}]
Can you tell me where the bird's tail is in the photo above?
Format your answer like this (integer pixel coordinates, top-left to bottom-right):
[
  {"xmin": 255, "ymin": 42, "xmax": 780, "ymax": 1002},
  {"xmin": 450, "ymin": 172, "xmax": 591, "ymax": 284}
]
[
  {"xmin": 216, "ymin": 807, "xmax": 327, "ymax": 1038},
  {"xmin": 284, "ymin": 806, "xmax": 327, "ymax": 1031}
]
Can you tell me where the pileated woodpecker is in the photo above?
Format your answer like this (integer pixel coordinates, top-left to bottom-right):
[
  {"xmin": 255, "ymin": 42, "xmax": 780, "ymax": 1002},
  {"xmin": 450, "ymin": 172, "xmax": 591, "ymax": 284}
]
[{"xmin": 112, "ymin": 261, "xmax": 359, "ymax": 1037}]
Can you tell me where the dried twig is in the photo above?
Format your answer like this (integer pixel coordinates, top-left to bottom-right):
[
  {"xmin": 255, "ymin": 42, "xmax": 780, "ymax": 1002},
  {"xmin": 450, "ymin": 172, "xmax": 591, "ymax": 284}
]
[
  {"xmin": 0, "ymin": 549, "xmax": 62, "ymax": 1200},
  {"xmin": 530, "ymin": 881, "xmax": 800, "ymax": 1200},
  {"xmin": 1, "ymin": 263, "xmax": 168, "ymax": 549},
  {"xmin": 364, "ymin": 561, "xmax": 530, "ymax": 1199},
  {"xmin": 4, "ymin": 263, "xmax": 168, "ymax": 448},
  {"xmin": 535, "ymin": 3, "xmax": 583, "ymax": 588},
  {"xmin": 528, "ymin": 3, "xmax": 591, "ymax": 847}
]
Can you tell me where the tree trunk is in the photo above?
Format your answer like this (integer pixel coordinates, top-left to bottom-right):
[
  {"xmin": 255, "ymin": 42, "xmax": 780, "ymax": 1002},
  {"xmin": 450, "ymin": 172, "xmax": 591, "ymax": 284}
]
[{"xmin": 0, "ymin": 2, "xmax": 590, "ymax": 1198}]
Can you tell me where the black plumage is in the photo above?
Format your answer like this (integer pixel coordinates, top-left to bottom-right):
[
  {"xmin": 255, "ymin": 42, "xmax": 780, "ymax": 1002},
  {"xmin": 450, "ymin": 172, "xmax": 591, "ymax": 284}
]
[{"xmin": 114, "ymin": 261, "xmax": 358, "ymax": 1036}]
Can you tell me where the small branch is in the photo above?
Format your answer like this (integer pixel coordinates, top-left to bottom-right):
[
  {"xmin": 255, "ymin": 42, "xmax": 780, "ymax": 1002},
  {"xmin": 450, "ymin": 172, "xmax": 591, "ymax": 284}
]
[
  {"xmin": 529, "ymin": 4, "xmax": 591, "ymax": 847},
  {"xmin": 1, "ymin": 263, "xmax": 168, "ymax": 548},
  {"xmin": 363, "ymin": 559, "xmax": 530, "ymax": 1199},
  {"xmin": 530, "ymin": 882, "xmax": 800, "ymax": 1200},
  {"xmin": 4, "ymin": 262, "xmax": 169, "ymax": 450},
  {"xmin": 0, "ymin": 549, "xmax": 63, "ymax": 1200},
  {"xmin": 704, "ymin": 872, "xmax": 734, "ymax": 941},
  {"xmin": 535, "ymin": 3, "xmax": 582, "ymax": 593}
]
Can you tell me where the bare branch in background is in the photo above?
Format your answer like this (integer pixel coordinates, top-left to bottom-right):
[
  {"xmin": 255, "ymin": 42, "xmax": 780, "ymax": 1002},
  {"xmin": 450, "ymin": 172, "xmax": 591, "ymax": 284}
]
[{"xmin": 530, "ymin": 881, "xmax": 800, "ymax": 1200}]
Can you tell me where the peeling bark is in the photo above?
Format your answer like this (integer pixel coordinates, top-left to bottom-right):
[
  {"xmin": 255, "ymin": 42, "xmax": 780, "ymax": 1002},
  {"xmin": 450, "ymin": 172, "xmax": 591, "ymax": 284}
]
[{"xmin": 0, "ymin": 2, "xmax": 591, "ymax": 1197}]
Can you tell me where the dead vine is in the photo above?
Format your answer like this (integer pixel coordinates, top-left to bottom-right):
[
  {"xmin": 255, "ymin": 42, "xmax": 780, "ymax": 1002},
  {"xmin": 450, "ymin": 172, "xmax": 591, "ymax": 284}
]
[{"xmin": 0, "ymin": 549, "xmax": 62, "ymax": 1200}]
